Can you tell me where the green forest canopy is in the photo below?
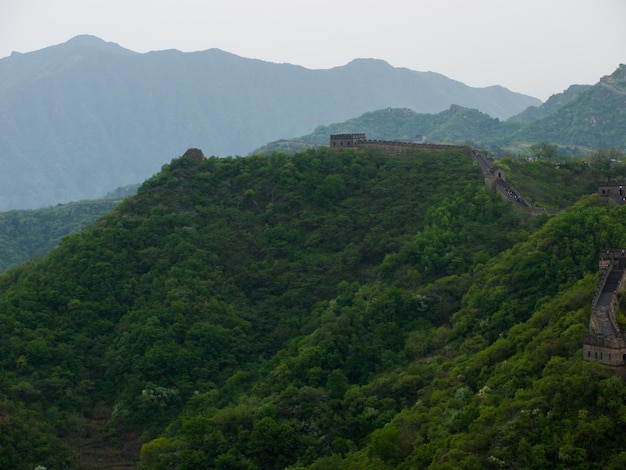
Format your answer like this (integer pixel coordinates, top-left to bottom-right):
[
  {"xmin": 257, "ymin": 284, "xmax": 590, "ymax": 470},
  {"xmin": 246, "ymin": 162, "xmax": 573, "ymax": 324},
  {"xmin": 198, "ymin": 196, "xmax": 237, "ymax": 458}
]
[
  {"xmin": 1, "ymin": 146, "xmax": 626, "ymax": 469},
  {"xmin": 0, "ymin": 198, "xmax": 124, "ymax": 273}
]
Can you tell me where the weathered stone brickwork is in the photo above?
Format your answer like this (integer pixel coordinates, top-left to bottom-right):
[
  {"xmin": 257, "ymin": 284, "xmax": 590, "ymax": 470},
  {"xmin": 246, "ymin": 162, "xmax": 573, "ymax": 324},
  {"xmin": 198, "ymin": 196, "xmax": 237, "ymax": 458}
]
[
  {"xmin": 329, "ymin": 134, "xmax": 367, "ymax": 149},
  {"xmin": 598, "ymin": 179, "xmax": 626, "ymax": 205}
]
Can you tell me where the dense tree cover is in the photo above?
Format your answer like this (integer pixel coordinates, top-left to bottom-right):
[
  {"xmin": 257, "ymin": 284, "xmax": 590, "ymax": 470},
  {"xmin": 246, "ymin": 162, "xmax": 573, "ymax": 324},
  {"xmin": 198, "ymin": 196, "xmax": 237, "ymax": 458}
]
[
  {"xmin": 0, "ymin": 197, "xmax": 126, "ymax": 273},
  {"xmin": 1, "ymin": 146, "xmax": 626, "ymax": 468},
  {"xmin": 501, "ymin": 152, "xmax": 626, "ymax": 209},
  {"xmin": 141, "ymin": 195, "xmax": 626, "ymax": 470},
  {"xmin": 516, "ymin": 83, "xmax": 626, "ymax": 150}
]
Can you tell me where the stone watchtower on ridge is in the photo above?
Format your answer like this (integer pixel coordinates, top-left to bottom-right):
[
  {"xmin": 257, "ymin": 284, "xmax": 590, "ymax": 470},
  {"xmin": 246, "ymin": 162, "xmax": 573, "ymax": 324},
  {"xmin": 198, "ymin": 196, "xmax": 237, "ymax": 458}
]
[
  {"xmin": 329, "ymin": 133, "xmax": 367, "ymax": 149},
  {"xmin": 598, "ymin": 178, "xmax": 626, "ymax": 205},
  {"xmin": 583, "ymin": 248, "xmax": 626, "ymax": 373}
]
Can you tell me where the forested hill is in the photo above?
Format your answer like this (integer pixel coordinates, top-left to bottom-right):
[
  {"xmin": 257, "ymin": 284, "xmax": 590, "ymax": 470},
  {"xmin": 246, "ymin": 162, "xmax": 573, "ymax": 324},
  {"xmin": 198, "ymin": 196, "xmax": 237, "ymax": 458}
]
[
  {"xmin": 0, "ymin": 196, "xmax": 130, "ymax": 273},
  {"xmin": 506, "ymin": 84, "xmax": 592, "ymax": 124},
  {"xmin": 2, "ymin": 146, "xmax": 626, "ymax": 469}
]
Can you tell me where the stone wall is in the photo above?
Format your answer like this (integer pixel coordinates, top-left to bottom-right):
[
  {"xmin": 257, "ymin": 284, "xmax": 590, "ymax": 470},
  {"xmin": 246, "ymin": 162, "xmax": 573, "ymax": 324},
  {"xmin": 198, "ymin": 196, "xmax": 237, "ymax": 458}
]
[
  {"xmin": 359, "ymin": 140, "xmax": 467, "ymax": 157},
  {"xmin": 583, "ymin": 334, "xmax": 626, "ymax": 368},
  {"xmin": 328, "ymin": 134, "xmax": 467, "ymax": 156},
  {"xmin": 598, "ymin": 178, "xmax": 626, "ymax": 205},
  {"xmin": 583, "ymin": 249, "xmax": 626, "ymax": 373},
  {"xmin": 329, "ymin": 134, "xmax": 367, "ymax": 149}
]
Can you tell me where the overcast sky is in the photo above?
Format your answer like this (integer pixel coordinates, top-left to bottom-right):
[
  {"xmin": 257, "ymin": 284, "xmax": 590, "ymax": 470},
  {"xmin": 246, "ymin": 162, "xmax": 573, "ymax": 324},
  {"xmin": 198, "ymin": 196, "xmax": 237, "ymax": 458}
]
[{"xmin": 1, "ymin": 0, "xmax": 624, "ymax": 101}]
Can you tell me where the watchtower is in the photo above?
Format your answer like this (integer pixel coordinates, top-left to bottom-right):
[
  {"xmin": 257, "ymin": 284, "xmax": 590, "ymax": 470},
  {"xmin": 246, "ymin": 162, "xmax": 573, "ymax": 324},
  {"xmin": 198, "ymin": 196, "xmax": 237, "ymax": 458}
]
[
  {"xmin": 598, "ymin": 179, "xmax": 626, "ymax": 205},
  {"xmin": 329, "ymin": 133, "xmax": 367, "ymax": 149}
]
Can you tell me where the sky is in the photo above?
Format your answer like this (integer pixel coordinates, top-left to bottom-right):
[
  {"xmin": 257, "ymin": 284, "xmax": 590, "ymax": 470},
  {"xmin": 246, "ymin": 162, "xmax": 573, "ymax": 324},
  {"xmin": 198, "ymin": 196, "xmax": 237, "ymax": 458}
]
[{"xmin": 1, "ymin": 0, "xmax": 624, "ymax": 101}]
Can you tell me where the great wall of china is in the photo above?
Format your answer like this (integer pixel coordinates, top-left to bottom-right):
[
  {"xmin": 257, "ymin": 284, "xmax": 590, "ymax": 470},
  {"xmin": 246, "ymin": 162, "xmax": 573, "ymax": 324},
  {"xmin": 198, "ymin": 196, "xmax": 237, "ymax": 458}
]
[
  {"xmin": 330, "ymin": 133, "xmax": 626, "ymax": 376},
  {"xmin": 329, "ymin": 133, "xmax": 533, "ymax": 210}
]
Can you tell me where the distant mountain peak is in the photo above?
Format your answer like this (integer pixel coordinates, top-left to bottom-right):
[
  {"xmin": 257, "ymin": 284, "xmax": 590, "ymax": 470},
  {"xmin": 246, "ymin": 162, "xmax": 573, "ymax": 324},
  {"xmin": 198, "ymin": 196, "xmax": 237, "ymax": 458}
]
[
  {"xmin": 67, "ymin": 34, "xmax": 108, "ymax": 44},
  {"xmin": 346, "ymin": 57, "xmax": 392, "ymax": 66},
  {"xmin": 340, "ymin": 58, "xmax": 395, "ymax": 71},
  {"xmin": 61, "ymin": 35, "xmax": 135, "ymax": 55}
]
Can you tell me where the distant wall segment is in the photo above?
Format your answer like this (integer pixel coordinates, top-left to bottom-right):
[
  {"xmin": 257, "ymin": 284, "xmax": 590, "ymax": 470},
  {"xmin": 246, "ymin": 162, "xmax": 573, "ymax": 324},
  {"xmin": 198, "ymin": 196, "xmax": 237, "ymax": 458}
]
[
  {"xmin": 329, "ymin": 134, "xmax": 534, "ymax": 210},
  {"xmin": 329, "ymin": 134, "xmax": 367, "ymax": 149},
  {"xmin": 329, "ymin": 133, "xmax": 467, "ymax": 154}
]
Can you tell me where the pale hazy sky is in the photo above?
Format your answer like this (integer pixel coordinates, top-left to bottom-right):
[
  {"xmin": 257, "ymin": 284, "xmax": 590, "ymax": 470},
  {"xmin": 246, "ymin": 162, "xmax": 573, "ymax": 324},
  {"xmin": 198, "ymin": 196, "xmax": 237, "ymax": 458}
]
[{"xmin": 1, "ymin": 0, "xmax": 624, "ymax": 101}]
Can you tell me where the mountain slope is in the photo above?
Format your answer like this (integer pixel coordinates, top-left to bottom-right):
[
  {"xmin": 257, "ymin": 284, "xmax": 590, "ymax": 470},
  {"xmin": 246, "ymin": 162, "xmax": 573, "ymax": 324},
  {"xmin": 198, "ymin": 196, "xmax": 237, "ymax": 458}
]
[
  {"xmin": 0, "ymin": 146, "xmax": 527, "ymax": 468},
  {"xmin": 512, "ymin": 65, "xmax": 626, "ymax": 150},
  {"xmin": 506, "ymin": 84, "xmax": 592, "ymax": 124},
  {"xmin": 325, "ymin": 196, "xmax": 626, "ymax": 469},
  {"xmin": 3, "ymin": 145, "xmax": 626, "ymax": 468},
  {"xmin": 140, "ymin": 195, "xmax": 626, "ymax": 470},
  {"xmin": 0, "ymin": 35, "xmax": 539, "ymax": 210}
]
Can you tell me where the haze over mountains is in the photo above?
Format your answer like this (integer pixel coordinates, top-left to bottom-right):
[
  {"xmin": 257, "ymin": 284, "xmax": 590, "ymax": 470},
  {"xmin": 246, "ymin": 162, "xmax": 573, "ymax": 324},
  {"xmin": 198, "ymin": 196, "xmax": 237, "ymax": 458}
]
[{"xmin": 0, "ymin": 35, "xmax": 540, "ymax": 210}]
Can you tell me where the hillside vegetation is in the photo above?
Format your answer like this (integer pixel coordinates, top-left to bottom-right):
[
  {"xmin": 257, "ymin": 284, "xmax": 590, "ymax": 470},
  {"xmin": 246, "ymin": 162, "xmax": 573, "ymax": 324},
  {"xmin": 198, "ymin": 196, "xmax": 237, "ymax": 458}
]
[
  {"xmin": 495, "ymin": 152, "xmax": 625, "ymax": 210},
  {"xmin": 2, "ymin": 147, "xmax": 626, "ymax": 469},
  {"xmin": 506, "ymin": 84, "xmax": 591, "ymax": 124},
  {"xmin": 0, "ymin": 196, "xmax": 131, "ymax": 273},
  {"xmin": 0, "ymin": 145, "xmax": 618, "ymax": 276}
]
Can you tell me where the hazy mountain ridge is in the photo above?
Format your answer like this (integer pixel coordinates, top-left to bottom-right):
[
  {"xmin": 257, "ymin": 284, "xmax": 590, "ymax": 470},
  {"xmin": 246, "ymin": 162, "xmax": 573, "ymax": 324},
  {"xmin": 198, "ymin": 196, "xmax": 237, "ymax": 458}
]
[
  {"xmin": 506, "ymin": 84, "xmax": 592, "ymax": 124},
  {"xmin": 514, "ymin": 66, "xmax": 626, "ymax": 149},
  {"xmin": 0, "ymin": 35, "xmax": 539, "ymax": 210},
  {"xmin": 266, "ymin": 65, "xmax": 625, "ymax": 154}
]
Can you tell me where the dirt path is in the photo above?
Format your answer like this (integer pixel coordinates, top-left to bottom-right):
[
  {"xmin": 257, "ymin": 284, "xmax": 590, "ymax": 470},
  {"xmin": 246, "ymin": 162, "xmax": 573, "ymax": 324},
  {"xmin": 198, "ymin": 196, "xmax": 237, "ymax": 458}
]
[{"xmin": 69, "ymin": 409, "xmax": 141, "ymax": 469}]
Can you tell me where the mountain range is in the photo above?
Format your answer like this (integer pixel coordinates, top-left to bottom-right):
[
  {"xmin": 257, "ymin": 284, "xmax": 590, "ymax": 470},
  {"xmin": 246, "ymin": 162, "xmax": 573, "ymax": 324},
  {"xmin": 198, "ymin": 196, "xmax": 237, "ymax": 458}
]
[
  {"xmin": 4, "ymin": 32, "xmax": 626, "ymax": 470},
  {"xmin": 0, "ymin": 35, "xmax": 540, "ymax": 210},
  {"xmin": 258, "ymin": 65, "xmax": 626, "ymax": 155}
]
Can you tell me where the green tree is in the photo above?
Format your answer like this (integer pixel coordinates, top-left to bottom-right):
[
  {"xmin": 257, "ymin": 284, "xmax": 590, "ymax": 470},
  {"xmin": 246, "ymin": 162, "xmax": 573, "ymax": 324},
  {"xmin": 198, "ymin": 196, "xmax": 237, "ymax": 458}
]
[{"xmin": 530, "ymin": 141, "xmax": 559, "ymax": 161}]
